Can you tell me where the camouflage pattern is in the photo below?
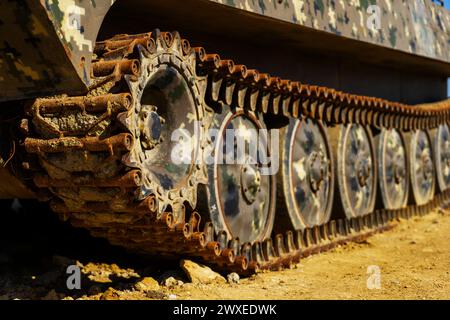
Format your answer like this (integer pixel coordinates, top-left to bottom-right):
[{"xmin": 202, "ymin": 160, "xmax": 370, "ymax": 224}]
[
  {"xmin": 1, "ymin": 0, "xmax": 449, "ymax": 102},
  {"xmin": 377, "ymin": 129, "xmax": 409, "ymax": 210},
  {"xmin": 206, "ymin": 108, "xmax": 276, "ymax": 243},
  {"xmin": 409, "ymin": 130, "xmax": 435, "ymax": 205},
  {"xmin": 337, "ymin": 124, "xmax": 377, "ymax": 218},
  {"xmin": 0, "ymin": 0, "xmax": 113, "ymax": 102},
  {"xmin": 212, "ymin": 0, "xmax": 450, "ymax": 63},
  {"xmin": 281, "ymin": 118, "xmax": 334, "ymax": 230}
]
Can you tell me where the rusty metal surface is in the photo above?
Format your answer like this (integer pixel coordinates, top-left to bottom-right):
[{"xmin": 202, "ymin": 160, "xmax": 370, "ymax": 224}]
[{"xmin": 19, "ymin": 30, "xmax": 450, "ymax": 275}]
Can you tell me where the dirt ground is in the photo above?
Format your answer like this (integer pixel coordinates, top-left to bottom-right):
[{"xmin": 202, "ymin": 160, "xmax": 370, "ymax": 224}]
[{"xmin": 0, "ymin": 201, "xmax": 449, "ymax": 300}]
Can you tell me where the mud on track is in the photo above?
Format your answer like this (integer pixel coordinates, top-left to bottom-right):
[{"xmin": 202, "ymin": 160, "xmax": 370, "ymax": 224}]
[{"xmin": 0, "ymin": 200, "xmax": 449, "ymax": 300}]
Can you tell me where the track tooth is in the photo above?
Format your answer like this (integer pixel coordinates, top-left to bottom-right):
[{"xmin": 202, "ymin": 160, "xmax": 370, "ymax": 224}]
[
  {"xmin": 303, "ymin": 228, "xmax": 314, "ymax": 248},
  {"xmin": 293, "ymin": 230, "xmax": 305, "ymax": 251},
  {"xmin": 312, "ymin": 225, "xmax": 321, "ymax": 245},
  {"xmin": 186, "ymin": 211, "xmax": 201, "ymax": 235},
  {"xmin": 209, "ymin": 76, "xmax": 223, "ymax": 102},
  {"xmin": 262, "ymin": 238, "xmax": 277, "ymax": 263},
  {"xmin": 363, "ymin": 216, "xmax": 371, "ymax": 234},
  {"xmin": 381, "ymin": 210, "xmax": 389, "ymax": 225},
  {"xmin": 269, "ymin": 93, "xmax": 281, "ymax": 115},
  {"xmin": 320, "ymin": 224, "xmax": 330, "ymax": 243},
  {"xmin": 203, "ymin": 222, "xmax": 215, "ymax": 243},
  {"xmin": 229, "ymin": 238, "xmax": 241, "ymax": 257},
  {"xmin": 358, "ymin": 216, "xmax": 365, "ymax": 231},
  {"xmin": 240, "ymin": 242, "xmax": 251, "ymax": 263},
  {"xmin": 222, "ymin": 80, "xmax": 236, "ymax": 105},
  {"xmin": 250, "ymin": 242, "xmax": 264, "ymax": 264},
  {"xmin": 329, "ymin": 221, "xmax": 337, "ymax": 240},
  {"xmin": 347, "ymin": 219, "xmax": 356, "ymax": 234},
  {"xmin": 217, "ymin": 231, "xmax": 228, "ymax": 250},
  {"xmin": 274, "ymin": 234, "xmax": 286, "ymax": 257},
  {"xmin": 337, "ymin": 219, "xmax": 347, "ymax": 237},
  {"xmin": 285, "ymin": 231, "xmax": 296, "ymax": 253}
]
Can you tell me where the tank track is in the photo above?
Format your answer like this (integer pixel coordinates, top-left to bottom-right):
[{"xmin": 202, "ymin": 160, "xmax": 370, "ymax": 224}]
[{"xmin": 21, "ymin": 31, "xmax": 450, "ymax": 275}]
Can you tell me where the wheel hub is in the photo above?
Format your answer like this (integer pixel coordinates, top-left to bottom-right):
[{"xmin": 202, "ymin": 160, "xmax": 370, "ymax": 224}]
[
  {"xmin": 139, "ymin": 105, "xmax": 164, "ymax": 150},
  {"xmin": 422, "ymin": 154, "xmax": 433, "ymax": 181},
  {"xmin": 393, "ymin": 156, "xmax": 406, "ymax": 184},
  {"xmin": 240, "ymin": 162, "xmax": 261, "ymax": 204},
  {"xmin": 357, "ymin": 157, "xmax": 371, "ymax": 187},
  {"xmin": 308, "ymin": 151, "xmax": 326, "ymax": 193}
]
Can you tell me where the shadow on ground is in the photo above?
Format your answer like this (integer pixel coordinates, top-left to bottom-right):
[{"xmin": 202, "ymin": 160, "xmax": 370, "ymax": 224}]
[{"xmin": 0, "ymin": 199, "xmax": 183, "ymax": 299}]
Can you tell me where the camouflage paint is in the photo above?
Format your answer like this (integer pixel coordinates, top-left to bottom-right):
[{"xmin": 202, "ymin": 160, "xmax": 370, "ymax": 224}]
[
  {"xmin": 409, "ymin": 130, "xmax": 435, "ymax": 205},
  {"xmin": 281, "ymin": 117, "xmax": 334, "ymax": 230},
  {"xmin": 0, "ymin": 0, "xmax": 113, "ymax": 101},
  {"xmin": 211, "ymin": 0, "xmax": 450, "ymax": 62}
]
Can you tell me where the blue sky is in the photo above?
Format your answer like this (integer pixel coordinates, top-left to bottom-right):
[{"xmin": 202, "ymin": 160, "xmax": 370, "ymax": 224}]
[{"xmin": 446, "ymin": 0, "xmax": 450, "ymax": 96}]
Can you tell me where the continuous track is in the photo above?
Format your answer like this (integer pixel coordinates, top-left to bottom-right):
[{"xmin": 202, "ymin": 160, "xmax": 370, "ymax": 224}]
[{"xmin": 21, "ymin": 31, "xmax": 450, "ymax": 275}]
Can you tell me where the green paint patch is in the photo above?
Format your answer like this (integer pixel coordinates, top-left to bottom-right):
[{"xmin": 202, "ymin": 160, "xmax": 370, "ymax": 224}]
[
  {"xmin": 389, "ymin": 26, "xmax": 398, "ymax": 47},
  {"xmin": 315, "ymin": 0, "xmax": 325, "ymax": 16},
  {"xmin": 258, "ymin": 0, "xmax": 267, "ymax": 14},
  {"xmin": 168, "ymin": 84, "xmax": 186, "ymax": 103},
  {"xmin": 47, "ymin": 0, "xmax": 64, "ymax": 28}
]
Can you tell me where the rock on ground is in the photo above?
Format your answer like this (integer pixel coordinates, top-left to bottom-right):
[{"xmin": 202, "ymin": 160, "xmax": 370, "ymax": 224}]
[
  {"xmin": 227, "ymin": 272, "xmax": 240, "ymax": 284},
  {"xmin": 134, "ymin": 277, "xmax": 160, "ymax": 292},
  {"xmin": 180, "ymin": 259, "xmax": 226, "ymax": 284}
]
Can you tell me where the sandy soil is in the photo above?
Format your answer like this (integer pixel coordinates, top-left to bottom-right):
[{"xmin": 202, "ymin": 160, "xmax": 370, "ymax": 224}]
[{"xmin": 0, "ymin": 205, "xmax": 449, "ymax": 300}]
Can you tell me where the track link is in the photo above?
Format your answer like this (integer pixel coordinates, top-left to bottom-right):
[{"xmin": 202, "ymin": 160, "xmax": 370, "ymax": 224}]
[{"xmin": 22, "ymin": 31, "xmax": 450, "ymax": 275}]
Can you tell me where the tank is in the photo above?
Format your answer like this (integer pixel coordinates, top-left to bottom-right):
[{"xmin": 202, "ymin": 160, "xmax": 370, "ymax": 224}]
[{"xmin": 0, "ymin": 0, "xmax": 449, "ymax": 274}]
